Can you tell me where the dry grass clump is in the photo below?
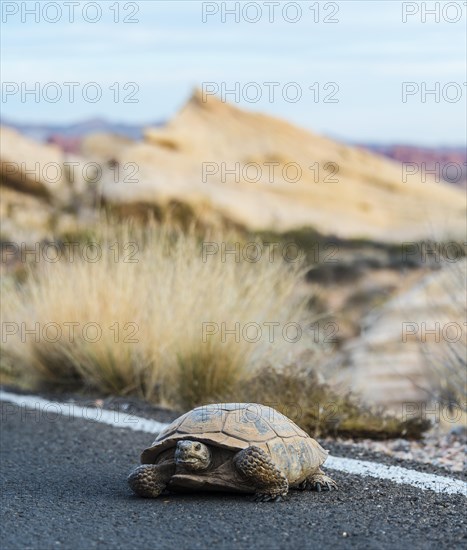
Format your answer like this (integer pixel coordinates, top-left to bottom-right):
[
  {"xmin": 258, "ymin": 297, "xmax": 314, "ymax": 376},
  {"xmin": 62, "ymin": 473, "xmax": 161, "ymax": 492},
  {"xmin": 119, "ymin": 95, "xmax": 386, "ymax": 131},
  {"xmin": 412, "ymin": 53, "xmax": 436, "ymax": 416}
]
[
  {"xmin": 234, "ymin": 365, "xmax": 430, "ymax": 439},
  {"xmin": 2, "ymin": 221, "xmax": 310, "ymax": 407}
]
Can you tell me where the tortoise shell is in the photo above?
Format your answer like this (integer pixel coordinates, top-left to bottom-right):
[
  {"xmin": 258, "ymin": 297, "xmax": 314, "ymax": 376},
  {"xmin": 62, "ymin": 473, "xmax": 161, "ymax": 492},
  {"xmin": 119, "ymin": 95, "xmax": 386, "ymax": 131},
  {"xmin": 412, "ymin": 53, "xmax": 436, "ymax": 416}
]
[{"xmin": 141, "ymin": 403, "xmax": 328, "ymax": 484}]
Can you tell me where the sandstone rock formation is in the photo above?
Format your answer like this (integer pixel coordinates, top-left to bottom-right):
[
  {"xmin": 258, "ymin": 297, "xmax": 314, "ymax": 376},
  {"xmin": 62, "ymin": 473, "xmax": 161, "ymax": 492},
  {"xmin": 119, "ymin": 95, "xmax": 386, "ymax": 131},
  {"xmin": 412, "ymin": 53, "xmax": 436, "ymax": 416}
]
[
  {"xmin": 0, "ymin": 126, "xmax": 70, "ymax": 198},
  {"xmin": 99, "ymin": 89, "xmax": 466, "ymax": 243},
  {"xmin": 0, "ymin": 125, "xmax": 96, "ymax": 242},
  {"xmin": 334, "ymin": 259, "xmax": 467, "ymax": 409},
  {"xmin": 80, "ymin": 132, "xmax": 135, "ymax": 165}
]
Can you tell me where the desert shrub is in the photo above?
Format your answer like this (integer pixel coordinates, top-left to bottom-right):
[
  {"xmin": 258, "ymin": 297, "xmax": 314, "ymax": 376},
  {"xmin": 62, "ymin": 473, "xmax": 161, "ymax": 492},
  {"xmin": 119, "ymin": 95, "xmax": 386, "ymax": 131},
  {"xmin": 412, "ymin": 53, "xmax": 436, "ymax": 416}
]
[
  {"xmin": 234, "ymin": 365, "xmax": 430, "ymax": 439},
  {"xmin": 1, "ymin": 220, "xmax": 311, "ymax": 407}
]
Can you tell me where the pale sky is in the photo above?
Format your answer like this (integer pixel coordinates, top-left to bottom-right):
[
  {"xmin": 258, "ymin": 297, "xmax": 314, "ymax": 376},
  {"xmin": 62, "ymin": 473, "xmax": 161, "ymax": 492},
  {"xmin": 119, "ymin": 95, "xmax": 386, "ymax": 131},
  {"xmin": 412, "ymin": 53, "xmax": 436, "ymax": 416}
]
[{"xmin": 1, "ymin": 0, "xmax": 466, "ymax": 145}]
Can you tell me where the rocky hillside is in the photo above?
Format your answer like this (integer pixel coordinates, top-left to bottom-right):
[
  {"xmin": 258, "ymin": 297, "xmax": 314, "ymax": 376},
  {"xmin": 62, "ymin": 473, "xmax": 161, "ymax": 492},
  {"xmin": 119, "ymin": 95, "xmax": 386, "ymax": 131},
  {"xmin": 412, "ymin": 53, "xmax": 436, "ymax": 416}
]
[
  {"xmin": 3, "ymin": 91, "xmax": 465, "ymax": 244},
  {"xmin": 83, "ymin": 90, "xmax": 465, "ymax": 243},
  {"xmin": 1, "ymin": 92, "xmax": 465, "ymax": 410}
]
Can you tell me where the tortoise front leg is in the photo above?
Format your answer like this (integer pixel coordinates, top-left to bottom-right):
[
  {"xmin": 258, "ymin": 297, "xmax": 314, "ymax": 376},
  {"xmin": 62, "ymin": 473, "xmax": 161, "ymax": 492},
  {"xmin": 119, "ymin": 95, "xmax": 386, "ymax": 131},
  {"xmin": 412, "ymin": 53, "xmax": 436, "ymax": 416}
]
[
  {"xmin": 127, "ymin": 461, "xmax": 175, "ymax": 498},
  {"xmin": 234, "ymin": 446, "xmax": 288, "ymax": 502}
]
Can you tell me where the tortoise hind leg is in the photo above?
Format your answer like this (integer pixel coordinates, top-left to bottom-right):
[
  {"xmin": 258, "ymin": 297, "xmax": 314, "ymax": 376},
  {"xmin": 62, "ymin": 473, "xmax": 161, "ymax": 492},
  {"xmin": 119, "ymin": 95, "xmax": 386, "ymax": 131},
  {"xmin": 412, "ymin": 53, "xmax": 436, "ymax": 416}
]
[
  {"xmin": 299, "ymin": 467, "xmax": 338, "ymax": 492},
  {"xmin": 234, "ymin": 446, "xmax": 288, "ymax": 502},
  {"xmin": 128, "ymin": 462, "xmax": 175, "ymax": 498}
]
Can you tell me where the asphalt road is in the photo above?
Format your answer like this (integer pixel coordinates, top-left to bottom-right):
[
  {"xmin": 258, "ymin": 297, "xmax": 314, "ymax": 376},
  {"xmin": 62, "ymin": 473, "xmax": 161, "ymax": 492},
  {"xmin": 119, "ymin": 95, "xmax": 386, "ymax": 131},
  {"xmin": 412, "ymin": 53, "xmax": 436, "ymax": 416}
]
[{"xmin": 1, "ymin": 401, "xmax": 466, "ymax": 550}]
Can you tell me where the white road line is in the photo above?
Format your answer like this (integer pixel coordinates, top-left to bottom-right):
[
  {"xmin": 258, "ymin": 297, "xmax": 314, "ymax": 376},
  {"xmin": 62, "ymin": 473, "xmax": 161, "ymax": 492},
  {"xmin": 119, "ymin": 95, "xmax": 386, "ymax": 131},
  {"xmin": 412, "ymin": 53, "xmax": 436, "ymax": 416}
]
[
  {"xmin": 325, "ymin": 456, "xmax": 465, "ymax": 496},
  {"xmin": 1, "ymin": 390, "xmax": 465, "ymax": 497},
  {"xmin": 0, "ymin": 390, "xmax": 167, "ymax": 434}
]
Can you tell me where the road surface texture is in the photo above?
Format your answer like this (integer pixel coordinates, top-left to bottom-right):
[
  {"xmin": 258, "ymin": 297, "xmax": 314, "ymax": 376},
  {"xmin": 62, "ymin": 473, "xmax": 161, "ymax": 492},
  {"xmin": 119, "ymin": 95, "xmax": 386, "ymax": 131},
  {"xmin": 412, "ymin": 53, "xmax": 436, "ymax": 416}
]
[{"xmin": 1, "ymin": 401, "xmax": 466, "ymax": 550}]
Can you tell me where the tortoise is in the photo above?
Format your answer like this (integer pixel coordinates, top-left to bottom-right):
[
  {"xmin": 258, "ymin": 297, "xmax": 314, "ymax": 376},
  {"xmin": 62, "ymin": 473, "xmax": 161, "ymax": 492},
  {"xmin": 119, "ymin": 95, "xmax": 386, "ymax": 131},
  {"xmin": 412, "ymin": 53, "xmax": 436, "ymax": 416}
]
[{"xmin": 128, "ymin": 403, "xmax": 337, "ymax": 501}]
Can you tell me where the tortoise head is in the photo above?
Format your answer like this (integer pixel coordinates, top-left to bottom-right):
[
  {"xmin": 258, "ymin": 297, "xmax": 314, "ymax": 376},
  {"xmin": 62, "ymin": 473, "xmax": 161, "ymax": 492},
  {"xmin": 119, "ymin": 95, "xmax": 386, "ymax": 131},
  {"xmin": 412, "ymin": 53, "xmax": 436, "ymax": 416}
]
[{"xmin": 174, "ymin": 440, "xmax": 211, "ymax": 471}]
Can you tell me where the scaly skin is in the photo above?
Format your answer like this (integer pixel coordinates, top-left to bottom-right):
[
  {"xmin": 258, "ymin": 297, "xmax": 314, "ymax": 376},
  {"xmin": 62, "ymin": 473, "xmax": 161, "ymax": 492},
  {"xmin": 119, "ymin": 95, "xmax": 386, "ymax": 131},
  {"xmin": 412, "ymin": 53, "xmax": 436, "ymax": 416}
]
[
  {"xmin": 127, "ymin": 462, "xmax": 175, "ymax": 498},
  {"xmin": 298, "ymin": 468, "xmax": 338, "ymax": 492},
  {"xmin": 234, "ymin": 446, "xmax": 289, "ymax": 502}
]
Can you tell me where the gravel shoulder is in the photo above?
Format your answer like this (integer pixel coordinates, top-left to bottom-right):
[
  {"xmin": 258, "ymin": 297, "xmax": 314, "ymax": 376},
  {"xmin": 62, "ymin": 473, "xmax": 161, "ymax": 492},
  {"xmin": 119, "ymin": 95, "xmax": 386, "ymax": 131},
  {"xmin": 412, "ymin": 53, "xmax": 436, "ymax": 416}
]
[{"xmin": 1, "ymin": 401, "xmax": 466, "ymax": 550}]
